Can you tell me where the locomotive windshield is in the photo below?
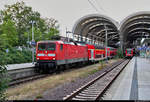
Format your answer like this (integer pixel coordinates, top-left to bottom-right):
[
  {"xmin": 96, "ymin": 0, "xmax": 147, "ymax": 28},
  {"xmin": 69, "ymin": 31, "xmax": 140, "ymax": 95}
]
[
  {"xmin": 38, "ymin": 43, "xmax": 56, "ymax": 51},
  {"xmin": 127, "ymin": 49, "xmax": 132, "ymax": 54}
]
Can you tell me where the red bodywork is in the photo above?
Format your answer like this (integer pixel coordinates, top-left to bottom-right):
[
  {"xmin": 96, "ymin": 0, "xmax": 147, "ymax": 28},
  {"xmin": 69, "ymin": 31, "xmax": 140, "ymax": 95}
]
[
  {"xmin": 36, "ymin": 41, "xmax": 88, "ymax": 66},
  {"xmin": 125, "ymin": 48, "xmax": 134, "ymax": 57},
  {"xmin": 36, "ymin": 40, "xmax": 117, "ymax": 69},
  {"xmin": 104, "ymin": 47, "xmax": 117, "ymax": 58},
  {"xmin": 86, "ymin": 44, "xmax": 106, "ymax": 61}
]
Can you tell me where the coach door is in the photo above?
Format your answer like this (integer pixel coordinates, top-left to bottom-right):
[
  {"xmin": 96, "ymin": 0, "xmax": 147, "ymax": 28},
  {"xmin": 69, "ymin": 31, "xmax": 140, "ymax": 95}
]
[{"xmin": 91, "ymin": 49, "xmax": 94, "ymax": 60}]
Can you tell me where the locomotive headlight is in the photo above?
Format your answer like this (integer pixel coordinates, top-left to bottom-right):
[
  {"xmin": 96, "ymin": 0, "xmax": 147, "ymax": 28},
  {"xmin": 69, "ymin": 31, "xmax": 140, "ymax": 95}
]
[
  {"xmin": 37, "ymin": 54, "xmax": 45, "ymax": 56},
  {"xmin": 37, "ymin": 58, "xmax": 39, "ymax": 60},
  {"xmin": 53, "ymin": 58, "xmax": 55, "ymax": 60},
  {"xmin": 48, "ymin": 54, "xmax": 55, "ymax": 57}
]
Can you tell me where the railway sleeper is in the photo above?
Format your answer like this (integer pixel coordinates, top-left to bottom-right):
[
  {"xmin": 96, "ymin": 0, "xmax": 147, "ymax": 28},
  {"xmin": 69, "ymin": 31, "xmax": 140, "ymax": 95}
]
[
  {"xmin": 75, "ymin": 95, "xmax": 96, "ymax": 100},
  {"xmin": 85, "ymin": 88, "xmax": 102, "ymax": 92},
  {"xmin": 82, "ymin": 90, "xmax": 101, "ymax": 93},
  {"xmin": 81, "ymin": 91, "xmax": 100, "ymax": 94},
  {"xmin": 89, "ymin": 84, "xmax": 104, "ymax": 88},
  {"xmin": 72, "ymin": 97, "xmax": 91, "ymax": 100},
  {"xmin": 76, "ymin": 95, "xmax": 97, "ymax": 99},
  {"xmin": 85, "ymin": 88, "xmax": 107, "ymax": 93},
  {"xmin": 85, "ymin": 87, "xmax": 102, "ymax": 91},
  {"xmin": 78, "ymin": 93, "xmax": 98, "ymax": 97}
]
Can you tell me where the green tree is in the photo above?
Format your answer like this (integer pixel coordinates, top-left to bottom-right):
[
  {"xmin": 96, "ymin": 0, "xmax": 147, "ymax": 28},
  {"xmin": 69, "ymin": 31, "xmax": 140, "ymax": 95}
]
[
  {"xmin": 0, "ymin": 19, "xmax": 18, "ymax": 48},
  {"xmin": 44, "ymin": 18, "xmax": 59, "ymax": 40},
  {"xmin": 44, "ymin": 28, "xmax": 59, "ymax": 40},
  {"xmin": 2, "ymin": 1, "xmax": 46, "ymax": 46},
  {"xmin": 1, "ymin": 1, "xmax": 60, "ymax": 46}
]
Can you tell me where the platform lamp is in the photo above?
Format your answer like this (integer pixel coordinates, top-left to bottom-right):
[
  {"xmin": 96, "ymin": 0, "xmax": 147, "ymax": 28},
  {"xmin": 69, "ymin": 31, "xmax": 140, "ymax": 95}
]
[{"xmin": 29, "ymin": 20, "xmax": 36, "ymax": 64}]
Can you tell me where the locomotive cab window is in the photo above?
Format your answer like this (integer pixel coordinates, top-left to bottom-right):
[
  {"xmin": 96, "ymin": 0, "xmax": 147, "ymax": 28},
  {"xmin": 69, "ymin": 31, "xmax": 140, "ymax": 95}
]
[
  {"xmin": 47, "ymin": 43, "xmax": 56, "ymax": 51},
  {"xmin": 38, "ymin": 43, "xmax": 46, "ymax": 51},
  {"xmin": 60, "ymin": 44, "xmax": 63, "ymax": 50},
  {"xmin": 38, "ymin": 43, "xmax": 56, "ymax": 51},
  {"xmin": 127, "ymin": 49, "xmax": 132, "ymax": 54}
]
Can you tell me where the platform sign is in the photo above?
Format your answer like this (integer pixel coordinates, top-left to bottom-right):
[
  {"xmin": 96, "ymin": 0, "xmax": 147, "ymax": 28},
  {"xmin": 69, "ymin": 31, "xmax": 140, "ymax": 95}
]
[
  {"xmin": 138, "ymin": 46, "xmax": 148, "ymax": 50},
  {"xmin": 137, "ymin": 47, "xmax": 141, "ymax": 50},
  {"xmin": 146, "ymin": 47, "xmax": 150, "ymax": 50},
  {"xmin": 30, "ymin": 41, "xmax": 36, "ymax": 46}
]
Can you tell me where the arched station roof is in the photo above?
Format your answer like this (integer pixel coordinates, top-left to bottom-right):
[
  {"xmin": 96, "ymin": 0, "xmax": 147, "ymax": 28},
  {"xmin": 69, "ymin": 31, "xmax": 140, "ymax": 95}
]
[
  {"xmin": 120, "ymin": 11, "xmax": 150, "ymax": 48},
  {"xmin": 72, "ymin": 14, "xmax": 119, "ymax": 47}
]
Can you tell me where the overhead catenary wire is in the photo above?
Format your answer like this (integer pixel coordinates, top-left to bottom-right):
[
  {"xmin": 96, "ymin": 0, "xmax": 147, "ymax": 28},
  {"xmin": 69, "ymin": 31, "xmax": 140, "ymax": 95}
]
[
  {"xmin": 95, "ymin": 0, "xmax": 106, "ymax": 13},
  {"xmin": 87, "ymin": 0, "xmax": 106, "ymax": 14},
  {"xmin": 87, "ymin": 0, "xmax": 100, "ymax": 13},
  {"xmin": 87, "ymin": 0, "xmax": 109, "ymax": 57}
]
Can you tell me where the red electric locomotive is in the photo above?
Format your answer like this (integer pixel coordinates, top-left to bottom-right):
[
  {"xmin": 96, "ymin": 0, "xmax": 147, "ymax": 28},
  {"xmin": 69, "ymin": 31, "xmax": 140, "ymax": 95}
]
[{"xmin": 36, "ymin": 40, "xmax": 88, "ymax": 72}]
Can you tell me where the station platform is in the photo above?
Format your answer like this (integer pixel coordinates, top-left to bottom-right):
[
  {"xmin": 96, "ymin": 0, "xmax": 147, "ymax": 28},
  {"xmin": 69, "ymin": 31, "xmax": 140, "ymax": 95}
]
[
  {"xmin": 103, "ymin": 57, "xmax": 150, "ymax": 100},
  {"xmin": 6, "ymin": 63, "xmax": 35, "ymax": 71}
]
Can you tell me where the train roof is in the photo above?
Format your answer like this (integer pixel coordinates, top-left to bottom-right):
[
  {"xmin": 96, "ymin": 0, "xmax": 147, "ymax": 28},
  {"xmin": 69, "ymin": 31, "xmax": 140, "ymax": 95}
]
[
  {"xmin": 107, "ymin": 46, "xmax": 116, "ymax": 49},
  {"xmin": 37, "ymin": 40, "xmax": 86, "ymax": 46},
  {"xmin": 37, "ymin": 40, "xmax": 62, "ymax": 43}
]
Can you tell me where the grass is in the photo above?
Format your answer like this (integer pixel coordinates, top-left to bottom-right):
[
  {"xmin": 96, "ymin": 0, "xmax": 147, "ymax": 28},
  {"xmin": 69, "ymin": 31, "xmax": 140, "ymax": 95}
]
[
  {"xmin": 36, "ymin": 94, "xmax": 43, "ymax": 99},
  {"xmin": 6, "ymin": 58, "xmax": 121, "ymax": 100}
]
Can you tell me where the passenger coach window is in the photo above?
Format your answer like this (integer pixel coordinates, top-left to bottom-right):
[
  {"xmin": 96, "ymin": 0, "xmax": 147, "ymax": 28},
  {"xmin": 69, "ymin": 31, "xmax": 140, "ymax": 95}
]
[{"xmin": 60, "ymin": 44, "xmax": 63, "ymax": 50}]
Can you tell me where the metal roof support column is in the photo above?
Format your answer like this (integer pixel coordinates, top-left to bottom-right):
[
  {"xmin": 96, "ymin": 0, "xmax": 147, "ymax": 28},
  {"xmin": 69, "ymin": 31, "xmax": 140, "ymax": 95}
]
[
  {"xmin": 91, "ymin": 36, "xmax": 93, "ymax": 44},
  {"xmin": 92, "ymin": 36, "xmax": 94, "ymax": 44},
  {"xmin": 120, "ymin": 31, "xmax": 123, "ymax": 50},
  {"xmin": 97, "ymin": 38, "xmax": 99, "ymax": 45},
  {"xmin": 91, "ymin": 37, "xmax": 93, "ymax": 44},
  {"xmin": 81, "ymin": 35, "xmax": 83, "ymax": 42},
  {"xmin": 93, "ymin": 37, "xmax": 95, "ymax": 44},
  {"xmin": 77, "ymin": 34, "xmax": 80, "ymax": 41},
  {"xmin": 85, "ymin": 37, "xmax": 87, "ymax": 42}
]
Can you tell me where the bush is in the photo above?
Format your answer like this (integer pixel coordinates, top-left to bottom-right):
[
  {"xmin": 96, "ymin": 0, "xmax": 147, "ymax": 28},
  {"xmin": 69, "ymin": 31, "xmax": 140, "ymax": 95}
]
[
  {"xmin": 115, "ymin": 48, "xmax": 124, "ymax": 58},
  {"xmin": 0, "ymin": 51, "xmax": 10, "ymax": 101},
  {"xmin": 0, "ymin": 47, "xmax": 34, "ymax": 64}
]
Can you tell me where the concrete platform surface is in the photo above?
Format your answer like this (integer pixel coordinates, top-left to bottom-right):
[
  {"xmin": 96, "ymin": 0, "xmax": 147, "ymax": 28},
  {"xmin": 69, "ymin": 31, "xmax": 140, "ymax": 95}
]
[
  {"xmin": 6, "ymin": 63, "xmax": 35, "ymax": 71},
  {"xmin": 103, "ymin": 57, "xmax": 150, "ymax": 100}
]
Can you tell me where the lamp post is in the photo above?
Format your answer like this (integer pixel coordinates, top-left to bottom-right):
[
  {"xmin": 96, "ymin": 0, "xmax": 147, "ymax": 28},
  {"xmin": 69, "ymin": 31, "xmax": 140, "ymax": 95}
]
[
  {"xmin": 29, "ymin": 20, "xmax": 36, "ymax": 64},
  {"xmin": 104, "ymin": 23, "xmax": 108, "ymax": 62}
]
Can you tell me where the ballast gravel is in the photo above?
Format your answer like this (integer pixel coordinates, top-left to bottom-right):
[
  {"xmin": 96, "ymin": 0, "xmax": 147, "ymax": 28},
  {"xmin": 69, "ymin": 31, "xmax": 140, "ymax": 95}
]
[{"xmin": 30, "ymin": 60, "xmax": 121, "ymax": 100}]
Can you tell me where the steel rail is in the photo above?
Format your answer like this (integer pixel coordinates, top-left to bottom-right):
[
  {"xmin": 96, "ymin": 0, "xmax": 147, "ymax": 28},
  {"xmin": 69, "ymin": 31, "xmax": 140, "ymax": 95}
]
[{"xmin": 63, "ymin": 59, "xmax": 130, "ymax": 100}]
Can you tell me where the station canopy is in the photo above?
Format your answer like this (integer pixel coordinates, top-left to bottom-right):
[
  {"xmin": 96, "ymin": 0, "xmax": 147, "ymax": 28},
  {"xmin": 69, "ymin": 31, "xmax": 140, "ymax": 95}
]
[
  {"xmin": 120, "ymin": 11, "xmax": 150, "ymax": 49},
  {"xmin": 72, "ymin": 14, "xmax": 119, "ymax": 47}
]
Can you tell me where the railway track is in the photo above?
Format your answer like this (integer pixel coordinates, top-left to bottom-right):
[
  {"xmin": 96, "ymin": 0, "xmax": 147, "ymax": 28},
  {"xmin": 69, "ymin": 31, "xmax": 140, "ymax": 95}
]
[
  {"xmin": 9, "ymin": 74, "xmax": 48, "ymax": 86},
  {"xmin": 8, "ymin": 61, "xmax": 93, "ymax": 86},
  {"xmin": 8, "ymin": 59, "xmax": 128, "ymax": 87},
  {"xmin": 63, "ymin": 59, "xmax": 130, "ymax": 100},
  {"xmin": 8, "ymin": 67, "xmax": 40, "ymax": 86}
]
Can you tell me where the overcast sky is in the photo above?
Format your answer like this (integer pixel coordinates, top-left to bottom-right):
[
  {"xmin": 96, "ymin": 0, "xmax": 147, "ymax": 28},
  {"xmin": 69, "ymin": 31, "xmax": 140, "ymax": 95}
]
[{"xmin": 1, "ymin": 0, "xmax": 150, "ymax": 36}]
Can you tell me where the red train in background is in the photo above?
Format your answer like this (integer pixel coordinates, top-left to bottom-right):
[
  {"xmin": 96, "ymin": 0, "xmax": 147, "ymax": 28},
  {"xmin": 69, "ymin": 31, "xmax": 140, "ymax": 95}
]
[
  {"xmin": 125, "ymin": 48, "xmax": 134, "ymax": 58},
  {"xmin": 35, "ymin": 40, "xmax": 117, "ymax": 73}
]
